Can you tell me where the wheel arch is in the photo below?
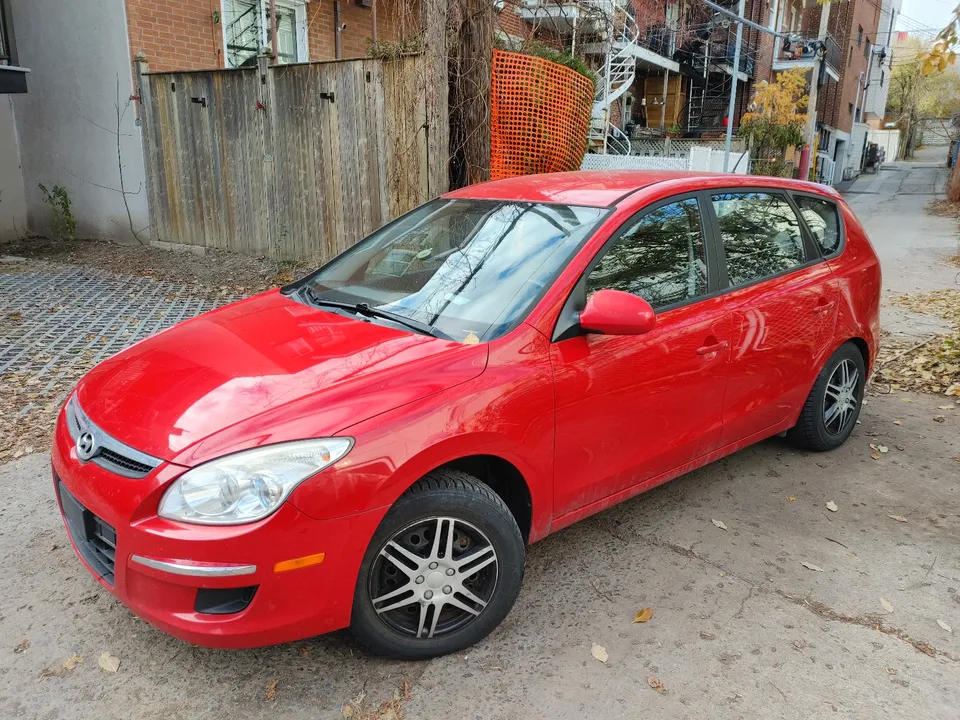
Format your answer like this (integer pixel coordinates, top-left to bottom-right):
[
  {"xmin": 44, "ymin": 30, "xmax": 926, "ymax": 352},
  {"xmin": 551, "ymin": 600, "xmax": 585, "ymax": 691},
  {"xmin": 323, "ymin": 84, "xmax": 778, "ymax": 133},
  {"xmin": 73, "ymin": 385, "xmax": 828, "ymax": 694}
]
[{"xmin": 437, "ymin": 455, "xmax": 533, "ymax": 544}]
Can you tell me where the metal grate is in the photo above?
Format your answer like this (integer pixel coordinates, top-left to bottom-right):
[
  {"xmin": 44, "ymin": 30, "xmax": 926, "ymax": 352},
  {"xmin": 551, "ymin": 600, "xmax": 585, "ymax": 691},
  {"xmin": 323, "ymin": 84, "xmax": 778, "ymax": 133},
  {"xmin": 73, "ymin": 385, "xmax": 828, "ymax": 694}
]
[
  {"xmin": 58, "ymin": 481, "xmax": 117, "ymax": 585},
  {"xmin": 97, "ymin": 446, "xmax": 155, "ymax": 476}
]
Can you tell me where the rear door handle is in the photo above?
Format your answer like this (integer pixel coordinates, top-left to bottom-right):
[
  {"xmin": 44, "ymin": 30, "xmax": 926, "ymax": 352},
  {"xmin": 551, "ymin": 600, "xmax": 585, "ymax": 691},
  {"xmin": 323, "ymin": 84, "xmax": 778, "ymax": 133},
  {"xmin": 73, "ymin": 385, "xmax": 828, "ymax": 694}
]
[
  {"xmin": 813, "ymin": 301, "xmax": 836, "ymax": 315},
  {"xmin": 697, "ymin": 340, "xmax": 729, "ymax": 356}
]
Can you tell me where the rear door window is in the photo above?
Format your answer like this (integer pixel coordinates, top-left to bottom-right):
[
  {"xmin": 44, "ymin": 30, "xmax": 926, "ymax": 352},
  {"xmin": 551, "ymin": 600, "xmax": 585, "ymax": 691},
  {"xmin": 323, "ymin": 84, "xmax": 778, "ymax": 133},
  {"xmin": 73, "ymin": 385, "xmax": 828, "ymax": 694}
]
[
  {"xmin": 795, "ymin": 196, "xmax": 842, "ymax": 256},
  {"xmin": 711, "ymin": 192, "xmax": 807, "ymax": 287}
]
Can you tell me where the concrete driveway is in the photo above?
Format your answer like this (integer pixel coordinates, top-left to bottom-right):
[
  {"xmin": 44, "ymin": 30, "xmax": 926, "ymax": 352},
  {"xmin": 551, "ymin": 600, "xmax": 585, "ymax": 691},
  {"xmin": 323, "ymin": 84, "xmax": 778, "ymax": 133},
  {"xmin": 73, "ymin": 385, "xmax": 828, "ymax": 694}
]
[{"xmin": 2, "ymin": 159, "xmax": 959, "ymax": 719}]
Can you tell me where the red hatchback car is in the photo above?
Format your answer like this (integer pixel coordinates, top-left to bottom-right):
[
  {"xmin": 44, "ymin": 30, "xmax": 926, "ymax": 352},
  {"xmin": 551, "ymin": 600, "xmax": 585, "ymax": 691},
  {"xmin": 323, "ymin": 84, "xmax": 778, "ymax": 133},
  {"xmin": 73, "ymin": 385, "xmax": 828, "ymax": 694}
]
[{"xmin": 53, "ymin": 171, "xmax": 880, "ymax": 659}]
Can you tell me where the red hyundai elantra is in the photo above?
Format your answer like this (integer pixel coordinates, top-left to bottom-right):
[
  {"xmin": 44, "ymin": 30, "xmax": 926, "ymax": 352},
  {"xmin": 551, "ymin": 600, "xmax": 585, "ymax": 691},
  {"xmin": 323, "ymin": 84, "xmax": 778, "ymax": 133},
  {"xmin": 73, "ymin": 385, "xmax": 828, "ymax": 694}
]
[{"xmin": 53, "ymin": 171, "xmax": 880, "ymax": 659}]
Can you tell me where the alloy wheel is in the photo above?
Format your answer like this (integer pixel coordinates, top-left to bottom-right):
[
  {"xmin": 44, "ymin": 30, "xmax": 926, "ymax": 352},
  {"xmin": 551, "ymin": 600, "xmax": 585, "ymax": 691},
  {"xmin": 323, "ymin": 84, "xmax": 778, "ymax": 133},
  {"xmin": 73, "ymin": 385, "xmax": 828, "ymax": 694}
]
[
  {"xmin": 823, "ymin": 358, "xmax": 860, "ymax": 435},
  {"xmin": 368, "ymin": 517, "xmax": 498, "ymax": 639}
]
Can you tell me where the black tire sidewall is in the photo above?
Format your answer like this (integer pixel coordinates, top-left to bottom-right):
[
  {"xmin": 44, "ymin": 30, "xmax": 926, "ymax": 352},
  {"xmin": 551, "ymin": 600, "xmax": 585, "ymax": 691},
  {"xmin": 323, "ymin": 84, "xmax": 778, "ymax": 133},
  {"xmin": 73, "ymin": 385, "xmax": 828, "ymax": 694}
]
[
  {"xmin": 807, "ymin": 344, "xmax": 867, "ymax": 450},
  {"xmin": 350, "ymin": 478, "xmax": 525, "ymax": 660}
]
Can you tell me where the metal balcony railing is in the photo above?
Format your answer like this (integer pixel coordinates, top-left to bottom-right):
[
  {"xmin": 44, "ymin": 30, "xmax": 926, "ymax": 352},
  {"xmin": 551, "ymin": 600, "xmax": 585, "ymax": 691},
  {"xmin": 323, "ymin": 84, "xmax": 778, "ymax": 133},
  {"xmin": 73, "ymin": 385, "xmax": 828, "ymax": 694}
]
[{"xmin": 777, "ymin": 33, "xmax": 842, "ymax": 76}]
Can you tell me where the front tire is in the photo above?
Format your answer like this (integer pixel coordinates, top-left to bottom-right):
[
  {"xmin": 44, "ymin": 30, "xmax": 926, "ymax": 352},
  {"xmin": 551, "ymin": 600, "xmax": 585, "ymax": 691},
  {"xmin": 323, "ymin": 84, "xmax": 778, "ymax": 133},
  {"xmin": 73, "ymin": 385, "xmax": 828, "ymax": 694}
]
[
  {"xmin": 789, "ymin": 342, "xmax": 866, "ymax": 451},
  {"xmin": 350, "ymin": 469, "xmax": 525, "ymax": 660}
]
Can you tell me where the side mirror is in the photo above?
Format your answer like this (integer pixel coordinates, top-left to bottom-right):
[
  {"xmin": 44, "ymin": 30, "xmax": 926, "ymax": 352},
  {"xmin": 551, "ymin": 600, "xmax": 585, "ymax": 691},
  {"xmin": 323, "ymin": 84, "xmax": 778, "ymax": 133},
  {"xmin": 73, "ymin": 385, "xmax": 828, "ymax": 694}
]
[{"xmin": 579, "ymin": 289, "xmax": 656, "ymax": 336}]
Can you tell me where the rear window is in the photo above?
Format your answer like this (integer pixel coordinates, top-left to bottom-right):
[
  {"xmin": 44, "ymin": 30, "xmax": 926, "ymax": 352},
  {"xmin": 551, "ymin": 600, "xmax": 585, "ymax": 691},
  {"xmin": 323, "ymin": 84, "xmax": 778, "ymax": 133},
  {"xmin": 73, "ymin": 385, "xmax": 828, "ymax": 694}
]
[{"xmin": 795, "ymin": 196, "xmax": 842, "ymax": 256}]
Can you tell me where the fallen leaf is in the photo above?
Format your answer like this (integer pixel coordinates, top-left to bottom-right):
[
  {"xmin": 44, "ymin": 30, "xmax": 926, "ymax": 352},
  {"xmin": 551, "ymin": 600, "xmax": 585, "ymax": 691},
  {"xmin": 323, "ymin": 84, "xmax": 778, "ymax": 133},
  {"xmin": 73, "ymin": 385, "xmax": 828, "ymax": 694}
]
[
  {"xmin": 591, "ymin": 643, "xmax": 608, "ymax": 664},
  {"xmin": 341, "ymin": 705, "xmax": 355, "ymax": 718},
  {"xmin": 826, "ymin": 501, "xmax": 838, "ymax": 512},
  {"xmin": 887, "ymin": 515, "xmax": 908, "ymax": 523},
  {"xmin": 264, "ymin": 678, "xmax": 278, "ymax": 701},
  {"xmin": 298, "ymin": 646, "xmax": 309, "ymax": 657},
  {"xmin": 801, "ymin": 561, "xmax": 825, "ymax": 572},
  {"xmin": 712, "ymin": 519, "xmax": 728, "ymax": 531},
  {"xmin": 895, "ymin": 444, "xmax": 905, "ymax": 451},
  {"xmin": 894, "ymin": 420, "xmax": 902, "ymax": 425},
  {"xmin": 787, "ymin": 496, "xmax": 797, "ymax": 502},
  {"xmin": 946, "ymin": 384, "xmax": 960, "ymax": 397},
  {"xmin": 877, "ymin": 445, "xmax": 889, "ymax": 453},
  {"xmin": 13, "ymin": 639, "xmax": 30, "ymax": 654},
  {"xmin": 934, "ymin": 415, "xmax": 946, "ymax": 423},
  {"xmin": 871, "ymin": 452, "xmax": 881, "ymax": 460},
  {"xmin": 633, "ymin": 608, "xmax": 654, "ymax": 624},
  {"xmin": 885, "ymin": 667, "xmax": 897, "ymax": 675},
  {"xmin": 880, "ymin": 598, "xmax": 894, "ymax": 613},
  {"xmin": 937, "ymin": 405, "xmax": 955, "ymax": 410},
  {"xmin": 699, "ymin": 631, "xmax": 715, "ymax": 640},
  {"xmin": 937, "ymin": 619, "xmax": 952, "ymax": 633},
  {"xmin": 648, "ymin": 676, "xmax": 666, "ymax": 694},
  {"xmin": 97, "ymin": 651, "xmax": 120, "ymax": 673},
  {"xmin": 40, "ymin": 655, "xmax": 83, "ymax": 678}
]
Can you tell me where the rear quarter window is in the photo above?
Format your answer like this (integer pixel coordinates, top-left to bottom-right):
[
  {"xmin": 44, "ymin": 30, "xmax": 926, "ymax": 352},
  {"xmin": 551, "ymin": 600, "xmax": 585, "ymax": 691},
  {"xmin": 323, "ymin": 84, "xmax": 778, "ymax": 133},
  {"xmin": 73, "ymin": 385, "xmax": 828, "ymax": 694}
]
[{"xmin": 795, "ymin": 196, "xmax": 842, "ymax": 256}]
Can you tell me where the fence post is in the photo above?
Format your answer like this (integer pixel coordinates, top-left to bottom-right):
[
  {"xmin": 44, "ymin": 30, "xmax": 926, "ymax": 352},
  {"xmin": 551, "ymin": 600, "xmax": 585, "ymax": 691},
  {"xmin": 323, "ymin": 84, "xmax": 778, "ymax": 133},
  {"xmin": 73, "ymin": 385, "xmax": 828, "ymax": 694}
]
[
  {"xmin": 133, "ymin": 55, "xmax": 155, "ymax": 243},
  {"xmin": 257, "ymin": 54, "xmax": 280, "ymax": 256}
]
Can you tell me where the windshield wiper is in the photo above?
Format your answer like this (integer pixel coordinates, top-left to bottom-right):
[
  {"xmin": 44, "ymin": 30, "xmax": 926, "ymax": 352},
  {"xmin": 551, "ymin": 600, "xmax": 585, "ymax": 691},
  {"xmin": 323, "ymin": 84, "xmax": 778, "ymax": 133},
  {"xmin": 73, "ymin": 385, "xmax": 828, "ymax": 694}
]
[{"xmin": 300, "ymin": 287, "xmax": 452, "ymax": 340}]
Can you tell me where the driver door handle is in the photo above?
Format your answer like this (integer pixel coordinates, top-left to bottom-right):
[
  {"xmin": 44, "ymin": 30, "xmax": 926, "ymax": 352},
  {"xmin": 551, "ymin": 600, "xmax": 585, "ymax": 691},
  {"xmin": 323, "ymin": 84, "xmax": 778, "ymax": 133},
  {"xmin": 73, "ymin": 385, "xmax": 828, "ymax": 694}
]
[
  {"xmin": 697, "ymin": 340, "xmax": 729, "ymax": 356},
  {"xmin": 813, "ymin": 300, "xmax": 836, "ymax": 314}
]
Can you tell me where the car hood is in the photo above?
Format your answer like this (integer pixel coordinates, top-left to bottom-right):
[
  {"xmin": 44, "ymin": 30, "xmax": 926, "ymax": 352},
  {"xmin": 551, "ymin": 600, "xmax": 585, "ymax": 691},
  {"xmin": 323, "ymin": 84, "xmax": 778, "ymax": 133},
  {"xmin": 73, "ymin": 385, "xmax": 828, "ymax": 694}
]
[{"xmin": 75, "ymin": 290, "xmax": 488, "ymax": 465}]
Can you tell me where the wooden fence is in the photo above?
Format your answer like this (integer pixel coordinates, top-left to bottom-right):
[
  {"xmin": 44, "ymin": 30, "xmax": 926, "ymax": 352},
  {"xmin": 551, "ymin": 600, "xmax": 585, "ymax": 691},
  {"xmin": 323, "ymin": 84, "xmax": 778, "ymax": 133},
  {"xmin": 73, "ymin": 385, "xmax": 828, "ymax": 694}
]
[{"xmin": 136, "ymin": 54, "xmax": 445, "ymax": 260}]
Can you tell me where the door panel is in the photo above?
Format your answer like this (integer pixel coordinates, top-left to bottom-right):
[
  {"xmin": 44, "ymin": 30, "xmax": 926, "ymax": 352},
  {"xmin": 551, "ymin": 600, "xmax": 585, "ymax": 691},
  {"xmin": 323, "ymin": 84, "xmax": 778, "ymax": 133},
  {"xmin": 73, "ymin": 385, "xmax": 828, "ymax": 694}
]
[
  {"xmin": 707, "ymin": 191, "xmax": 840, "ymax": 445},
  {"xmin": 551, "ymin": 297, "xmax": 731, "ymax": 518}
]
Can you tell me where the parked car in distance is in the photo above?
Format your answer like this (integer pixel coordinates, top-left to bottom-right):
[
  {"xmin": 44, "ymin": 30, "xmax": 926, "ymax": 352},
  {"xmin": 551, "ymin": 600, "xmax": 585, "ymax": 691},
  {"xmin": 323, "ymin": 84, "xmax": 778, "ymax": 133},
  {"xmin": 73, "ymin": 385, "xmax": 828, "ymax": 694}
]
[{"xmin": 53, "ymin": 171, "xmax": 881, "ymax": 660}]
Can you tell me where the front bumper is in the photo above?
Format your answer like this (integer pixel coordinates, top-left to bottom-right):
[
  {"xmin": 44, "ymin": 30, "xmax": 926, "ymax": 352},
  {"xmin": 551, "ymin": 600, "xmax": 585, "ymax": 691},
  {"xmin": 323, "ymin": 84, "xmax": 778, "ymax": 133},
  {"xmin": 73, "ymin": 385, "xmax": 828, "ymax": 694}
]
[{"xmin": 51, "ymin": 406, "xmax": 387, "ymax": 649}]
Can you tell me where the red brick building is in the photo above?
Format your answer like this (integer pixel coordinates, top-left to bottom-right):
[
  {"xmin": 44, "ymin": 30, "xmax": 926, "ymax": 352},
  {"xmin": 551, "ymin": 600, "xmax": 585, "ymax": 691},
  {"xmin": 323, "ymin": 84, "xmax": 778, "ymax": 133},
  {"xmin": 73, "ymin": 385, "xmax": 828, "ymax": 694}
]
[{"xmin": 125, "ymin": 0, "xmax": 413, "ymax": 72}]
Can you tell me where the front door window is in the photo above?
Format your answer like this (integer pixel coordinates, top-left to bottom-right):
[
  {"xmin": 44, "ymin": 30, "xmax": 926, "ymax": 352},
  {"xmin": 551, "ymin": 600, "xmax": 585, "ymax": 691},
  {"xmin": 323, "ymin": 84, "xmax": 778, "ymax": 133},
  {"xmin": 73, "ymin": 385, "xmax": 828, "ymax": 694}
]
[{"xmin": 587, "ymin": 198, "xmax": 708, "ymax": 309}]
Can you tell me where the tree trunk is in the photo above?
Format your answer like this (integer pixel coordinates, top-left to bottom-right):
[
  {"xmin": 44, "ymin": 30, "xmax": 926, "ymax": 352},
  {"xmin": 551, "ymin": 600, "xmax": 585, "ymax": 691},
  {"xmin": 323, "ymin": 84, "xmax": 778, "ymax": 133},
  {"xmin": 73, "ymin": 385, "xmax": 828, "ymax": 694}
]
[
  {"xmin": 949, "ymin": 156, "xmax": 960, "ymax": 203},
  {"xmin": 448, "ymin": 0, "xmax": 494, "ymax": 189}
]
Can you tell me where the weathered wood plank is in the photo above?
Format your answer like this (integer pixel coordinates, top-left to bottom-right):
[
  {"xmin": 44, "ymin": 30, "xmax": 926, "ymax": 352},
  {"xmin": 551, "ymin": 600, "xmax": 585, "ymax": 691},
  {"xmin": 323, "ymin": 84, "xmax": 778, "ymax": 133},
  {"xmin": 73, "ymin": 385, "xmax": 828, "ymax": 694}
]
[{"xmin": 140, "ymin": 55, "xmax": 444, "ymax": 262}]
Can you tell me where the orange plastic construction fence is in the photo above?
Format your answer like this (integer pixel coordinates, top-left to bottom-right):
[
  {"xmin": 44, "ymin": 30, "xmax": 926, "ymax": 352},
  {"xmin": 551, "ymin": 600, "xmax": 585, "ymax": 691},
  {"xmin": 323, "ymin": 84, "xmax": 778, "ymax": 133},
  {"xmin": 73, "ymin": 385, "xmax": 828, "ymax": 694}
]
[{"xmin": 490, "ymin": 50, "xmax": 594, "ymax": 180}]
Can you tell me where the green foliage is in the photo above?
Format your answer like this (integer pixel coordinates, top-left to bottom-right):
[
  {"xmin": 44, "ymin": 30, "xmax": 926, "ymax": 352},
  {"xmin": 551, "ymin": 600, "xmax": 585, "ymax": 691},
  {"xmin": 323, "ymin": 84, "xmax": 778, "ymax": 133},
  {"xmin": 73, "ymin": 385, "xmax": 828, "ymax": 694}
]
[
  {"xmin": 519, "ymin": 42, "xmax": 596, "ymax": 89},
  {"xmin": 38, "ymin": 183, "xmax": 77, "ymax": 241}
]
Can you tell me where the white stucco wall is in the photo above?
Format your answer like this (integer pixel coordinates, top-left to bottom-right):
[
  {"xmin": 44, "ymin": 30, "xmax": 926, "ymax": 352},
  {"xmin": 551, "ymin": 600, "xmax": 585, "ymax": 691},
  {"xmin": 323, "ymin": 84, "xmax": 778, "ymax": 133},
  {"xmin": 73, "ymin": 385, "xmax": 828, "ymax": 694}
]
[
  {"xmin": 862, "ymin": 0, "xmax": 902, "ymax": 123},
  {"xmin": 8, "ymin": 0, "xmax": 148, "ymax": 243},
  {"xmin": 0, "ymin": 95, "xmax": 27, "ymax": 243}
]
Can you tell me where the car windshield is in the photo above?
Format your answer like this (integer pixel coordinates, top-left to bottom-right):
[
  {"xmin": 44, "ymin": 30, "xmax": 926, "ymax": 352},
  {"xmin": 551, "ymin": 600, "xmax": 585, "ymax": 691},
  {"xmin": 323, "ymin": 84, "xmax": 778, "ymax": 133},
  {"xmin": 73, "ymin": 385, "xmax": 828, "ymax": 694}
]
[{"xmin": 299, "ymin": 199, "xmax": 605, "ymax": 342}]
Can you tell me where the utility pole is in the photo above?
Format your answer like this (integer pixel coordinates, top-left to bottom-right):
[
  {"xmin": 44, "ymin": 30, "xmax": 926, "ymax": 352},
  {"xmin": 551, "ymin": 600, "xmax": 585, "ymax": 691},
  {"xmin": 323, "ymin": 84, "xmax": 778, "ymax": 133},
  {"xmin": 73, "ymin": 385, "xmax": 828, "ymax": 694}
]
[
  {"xmin": 799, "ymin": 1, "xmax": 832, "ymax": 181},
  {"xmin": 723, "ymin": 0, "xmax": 746, "ymax": 171}
]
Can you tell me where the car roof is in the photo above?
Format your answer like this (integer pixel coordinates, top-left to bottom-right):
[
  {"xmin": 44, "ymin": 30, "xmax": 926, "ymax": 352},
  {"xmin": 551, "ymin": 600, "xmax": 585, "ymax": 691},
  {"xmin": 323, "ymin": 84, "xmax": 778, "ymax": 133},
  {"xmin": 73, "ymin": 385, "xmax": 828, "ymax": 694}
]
[{"xmin": 443, "ymin": 170, "xmax": 841, "ymax": 208}]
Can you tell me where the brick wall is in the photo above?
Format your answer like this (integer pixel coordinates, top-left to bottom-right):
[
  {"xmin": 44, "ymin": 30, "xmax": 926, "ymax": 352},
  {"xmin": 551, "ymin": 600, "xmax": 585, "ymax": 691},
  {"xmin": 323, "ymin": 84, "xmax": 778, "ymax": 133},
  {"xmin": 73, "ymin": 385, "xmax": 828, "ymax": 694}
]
[
  {"xmin": 125, "ymin": 0, "xmax": 224, "ymax": 71},
  {"xmin": 803, "ymin": 0, "xmax": 882, "ymax": 134},
  {"xmin": 126, "ymin": 0, "xmax": 414, "ymax": 72}
]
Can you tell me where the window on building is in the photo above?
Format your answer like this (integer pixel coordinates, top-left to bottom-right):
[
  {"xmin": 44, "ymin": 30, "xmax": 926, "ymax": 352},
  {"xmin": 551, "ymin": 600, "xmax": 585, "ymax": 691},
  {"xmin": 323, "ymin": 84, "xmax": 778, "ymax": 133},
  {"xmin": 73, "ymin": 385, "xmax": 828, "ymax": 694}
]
[
  {"xmin": 711, "ymin": 193, "xmax": 806, "ymax": 287},
  {"xmin": 769, "ymin": 0, "xmax": 781, "ymax": 31},
  {"xmin": 880, "ymin": 71, "xmax": 885, "ymax": 87},
  {"xmin": 848, "ymin": 102, "xmax": 854, "ymax": 115},
  {"xmin": 857, "ymin": 25, "xmax": 863, "ymax": 47},
  {"xmin": 587, "ymin": 199, "xmax": 708, "ymax": 309},
  {"xmin": 222, "ymin": 0, "xmax": 308, "ymax": 68},
  {"xmin": 864, "ymin": 39, "xmax": 870, "ymax": 59}
]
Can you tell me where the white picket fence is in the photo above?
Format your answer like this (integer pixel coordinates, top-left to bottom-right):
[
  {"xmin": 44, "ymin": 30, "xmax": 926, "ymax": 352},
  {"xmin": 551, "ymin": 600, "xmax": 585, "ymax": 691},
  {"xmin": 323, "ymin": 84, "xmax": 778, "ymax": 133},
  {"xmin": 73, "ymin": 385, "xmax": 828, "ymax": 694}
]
[{"xmin": 581, "ymin": 146, "xmax": 751, "ymax": 174}]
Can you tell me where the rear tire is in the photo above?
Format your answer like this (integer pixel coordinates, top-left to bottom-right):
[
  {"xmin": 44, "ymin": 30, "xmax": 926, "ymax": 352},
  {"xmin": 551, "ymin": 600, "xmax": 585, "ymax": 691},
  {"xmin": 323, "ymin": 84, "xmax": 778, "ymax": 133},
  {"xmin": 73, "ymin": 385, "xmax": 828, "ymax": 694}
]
[
  {"xmin": 350, "ymin": 469, "xmax": 525, "ymax": 660},
  {"xmin": 789, "ymin": 342, "xmax": 866, "ymax": 452}
]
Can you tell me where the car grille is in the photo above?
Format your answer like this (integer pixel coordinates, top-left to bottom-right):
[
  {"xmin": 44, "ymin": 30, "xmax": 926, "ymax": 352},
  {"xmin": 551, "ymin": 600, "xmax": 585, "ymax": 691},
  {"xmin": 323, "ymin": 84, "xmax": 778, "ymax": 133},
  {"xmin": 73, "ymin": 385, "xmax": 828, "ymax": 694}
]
[
  {"xmin": 65, "ymin": 396, "xmax": 162, "ymax": 479},
  {"xmin": 57, "ymin": 481, "xmax": 117, "ymax": 585}
]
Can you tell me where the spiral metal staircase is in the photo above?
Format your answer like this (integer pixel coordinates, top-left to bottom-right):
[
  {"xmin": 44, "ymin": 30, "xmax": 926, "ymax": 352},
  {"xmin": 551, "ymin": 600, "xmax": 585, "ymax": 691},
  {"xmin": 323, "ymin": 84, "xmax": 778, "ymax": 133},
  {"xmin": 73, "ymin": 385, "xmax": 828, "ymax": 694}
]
[{"xmin": 585, "ymin": 0, "xmax": 641, "ymax": 155}]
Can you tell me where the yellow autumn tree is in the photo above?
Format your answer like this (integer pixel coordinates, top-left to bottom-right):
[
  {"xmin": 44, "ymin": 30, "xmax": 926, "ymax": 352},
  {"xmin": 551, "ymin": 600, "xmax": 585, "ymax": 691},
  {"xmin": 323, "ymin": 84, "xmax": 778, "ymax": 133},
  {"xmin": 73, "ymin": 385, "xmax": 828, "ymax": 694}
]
[{"xmin": 738, "ymin": 68, "xmax": 809, "ymax": 177}]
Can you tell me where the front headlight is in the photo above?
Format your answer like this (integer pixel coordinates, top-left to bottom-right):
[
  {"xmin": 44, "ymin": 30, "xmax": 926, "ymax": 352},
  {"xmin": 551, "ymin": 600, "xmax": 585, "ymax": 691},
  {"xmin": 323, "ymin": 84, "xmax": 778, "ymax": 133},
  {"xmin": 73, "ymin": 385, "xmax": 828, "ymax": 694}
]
[{"xmin": 158, "ymin": 439, "xmax": 353, "ymax": 525}]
